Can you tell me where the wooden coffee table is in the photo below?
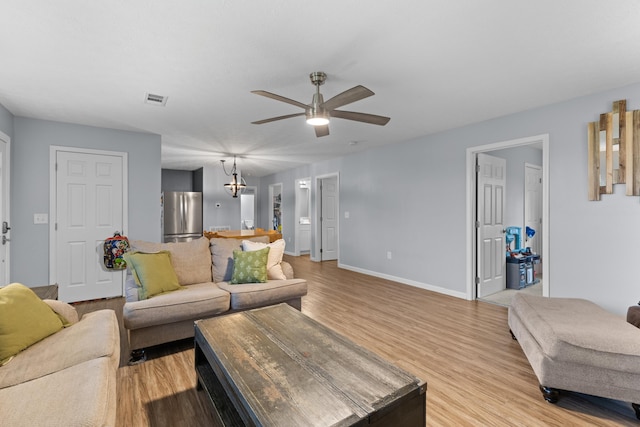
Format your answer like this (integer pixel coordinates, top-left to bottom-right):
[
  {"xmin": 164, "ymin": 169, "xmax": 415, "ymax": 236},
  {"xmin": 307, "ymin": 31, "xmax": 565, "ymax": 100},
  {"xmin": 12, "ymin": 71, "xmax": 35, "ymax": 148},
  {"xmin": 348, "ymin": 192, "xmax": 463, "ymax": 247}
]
[{"xmin": 195, "ymin": 304, "xmax": 426, "ymax": 426}]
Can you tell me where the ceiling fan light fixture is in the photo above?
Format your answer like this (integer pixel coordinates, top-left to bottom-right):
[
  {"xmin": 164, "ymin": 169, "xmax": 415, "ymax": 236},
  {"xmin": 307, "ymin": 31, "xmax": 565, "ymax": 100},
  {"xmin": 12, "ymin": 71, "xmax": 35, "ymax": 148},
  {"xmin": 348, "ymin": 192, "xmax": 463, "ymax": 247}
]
[
  {"xmin": 251, "ymin": 71, "xmax": 389, "ymax": 137},
  {"xmin": 306, "ymin": 115, "xmax": 329, "ymax": 126}
]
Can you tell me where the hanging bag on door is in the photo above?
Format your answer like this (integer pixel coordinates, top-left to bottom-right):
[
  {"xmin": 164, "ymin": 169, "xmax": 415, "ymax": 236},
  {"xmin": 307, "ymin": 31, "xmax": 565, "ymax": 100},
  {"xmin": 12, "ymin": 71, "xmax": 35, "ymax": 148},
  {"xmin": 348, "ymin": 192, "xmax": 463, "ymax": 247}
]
[{"xmin": 103, "ymin": 232, "xmax": 130, "ymax": 269}]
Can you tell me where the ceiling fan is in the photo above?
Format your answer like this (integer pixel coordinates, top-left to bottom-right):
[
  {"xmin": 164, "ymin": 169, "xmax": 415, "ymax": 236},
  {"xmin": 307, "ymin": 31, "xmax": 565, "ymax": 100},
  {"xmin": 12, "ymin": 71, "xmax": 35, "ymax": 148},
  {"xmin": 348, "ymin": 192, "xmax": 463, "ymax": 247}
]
[{"xmin": 251, "ymin": 72, "xmax": 390, "ymax": 137}]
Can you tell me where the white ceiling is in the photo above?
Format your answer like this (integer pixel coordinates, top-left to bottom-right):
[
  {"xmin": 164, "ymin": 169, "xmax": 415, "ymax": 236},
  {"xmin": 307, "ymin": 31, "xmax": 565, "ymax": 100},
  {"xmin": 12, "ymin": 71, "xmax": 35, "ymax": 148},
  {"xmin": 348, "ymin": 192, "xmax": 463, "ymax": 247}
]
[{"xmin": 2, "ymin": 1, "xmax": 640, "ymax": 177}]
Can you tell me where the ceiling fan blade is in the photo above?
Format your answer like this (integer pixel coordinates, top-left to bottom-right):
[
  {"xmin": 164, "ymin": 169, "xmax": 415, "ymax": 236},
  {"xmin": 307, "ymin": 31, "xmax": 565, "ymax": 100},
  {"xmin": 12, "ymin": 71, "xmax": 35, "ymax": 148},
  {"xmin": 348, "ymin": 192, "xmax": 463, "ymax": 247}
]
[
  {"xmin": 252, "ymin": 112, "xmax": 305, "ymax": 125},
  {"xmin": 314, "ymin": 125, "xmax": 330, "ymax": 137},
  {"xmin": 330, "ymin": 110, "xmax": 390, "ymax": 126},
  {"xmin": 251, "ymin": 90, "xmax": 308, "ymax": 110},
  {"xmin": 322, "ymin": 85, "xmax": 374, "ymax": 111}
]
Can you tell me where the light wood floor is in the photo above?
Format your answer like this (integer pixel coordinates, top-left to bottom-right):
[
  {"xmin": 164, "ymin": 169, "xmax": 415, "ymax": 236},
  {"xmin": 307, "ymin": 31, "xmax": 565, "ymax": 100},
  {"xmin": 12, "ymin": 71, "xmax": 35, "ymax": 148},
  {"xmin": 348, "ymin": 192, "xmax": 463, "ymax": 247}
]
[{"xmin": 77, "ymin": 256, "xmax": 638, "ymax": 426}]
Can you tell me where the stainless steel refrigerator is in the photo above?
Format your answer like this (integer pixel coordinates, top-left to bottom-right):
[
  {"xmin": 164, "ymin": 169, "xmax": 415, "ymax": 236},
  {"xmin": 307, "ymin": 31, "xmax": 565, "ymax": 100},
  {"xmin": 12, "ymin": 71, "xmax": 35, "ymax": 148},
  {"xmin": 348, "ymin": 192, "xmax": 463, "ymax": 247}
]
[{"xmin": 162, "ymin": 191, "xmax": 203, "ymax": 242}]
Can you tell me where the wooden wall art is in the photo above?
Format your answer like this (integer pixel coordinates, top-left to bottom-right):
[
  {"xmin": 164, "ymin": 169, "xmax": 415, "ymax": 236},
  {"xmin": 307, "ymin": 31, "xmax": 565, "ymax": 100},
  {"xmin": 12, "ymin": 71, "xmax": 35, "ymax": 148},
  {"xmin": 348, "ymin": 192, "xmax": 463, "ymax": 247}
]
[{"xmin": 588, "ymin": 99, "xmax": 640, "ymax": 200}]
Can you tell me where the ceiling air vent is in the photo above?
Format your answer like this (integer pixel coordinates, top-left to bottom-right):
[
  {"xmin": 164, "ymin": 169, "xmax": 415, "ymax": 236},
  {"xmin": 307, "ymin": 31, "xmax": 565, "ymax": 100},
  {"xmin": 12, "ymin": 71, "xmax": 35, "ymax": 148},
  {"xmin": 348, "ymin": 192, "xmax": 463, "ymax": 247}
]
[{"xmin": 144, "ymin": 93, "xmax": 168, "ymax": 106}]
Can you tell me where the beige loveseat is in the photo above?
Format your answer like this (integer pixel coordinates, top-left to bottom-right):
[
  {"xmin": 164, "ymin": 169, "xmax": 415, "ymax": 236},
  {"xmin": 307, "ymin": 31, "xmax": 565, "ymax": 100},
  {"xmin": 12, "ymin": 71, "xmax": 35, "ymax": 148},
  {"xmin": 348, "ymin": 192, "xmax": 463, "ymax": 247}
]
[
  {"xmin": 122, "ymin": 236, "xmax": 307, "ymax": 360},
  {"xmin": 0, "ymin": 299, "xmax": 120, "ymax": 427}
]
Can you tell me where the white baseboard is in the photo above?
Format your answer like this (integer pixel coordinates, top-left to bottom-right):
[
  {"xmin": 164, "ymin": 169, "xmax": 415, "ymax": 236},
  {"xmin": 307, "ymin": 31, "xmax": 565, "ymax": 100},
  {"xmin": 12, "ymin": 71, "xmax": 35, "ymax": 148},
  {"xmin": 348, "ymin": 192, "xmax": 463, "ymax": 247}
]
[{"xmin": 338, "ymin": 262, "xmax": 468, "ymax": 300}]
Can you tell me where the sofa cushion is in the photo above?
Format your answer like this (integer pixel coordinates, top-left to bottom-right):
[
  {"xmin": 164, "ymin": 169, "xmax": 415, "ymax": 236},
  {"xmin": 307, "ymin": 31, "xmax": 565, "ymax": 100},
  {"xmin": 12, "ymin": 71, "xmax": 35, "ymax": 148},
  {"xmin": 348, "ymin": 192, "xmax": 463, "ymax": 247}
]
[
  {"xmin": 210, "ymin": 236, "xmax": 269, "ymax": 283},
  {"xmin": 0, "ymin": 283, "xmax": 64, "ymax": 366},
  {"xmin": 218, "ymin": 279, "xmax": 307, "ymax": 311},
  {"xmin": 131, "ymin": 237, "xmax": 212, "ymax": 285},
  {"xmin": 231, "ymin": 247, "xmax": 269, "ymax": 284},
  {"xmin": 124, "ymin": 251, "xmax": 183, "ymax": 300},
  {"xmin": 511, "ymin": 294, "xmax": 640, "ymax": 374},
  {"xmin": 0, "ymin": 309, "xmax": 120, "ymax": 389},
  {"xmin": 123, "ymin": 282, "xmax": 231, "ymax": 330},
  {"xmin": 0, "ymin": 357, "xmax": 116, "ymax": 427},
  {"xmin": 242, "ymin": 239, "xmax": 287, "ymax": 280}
]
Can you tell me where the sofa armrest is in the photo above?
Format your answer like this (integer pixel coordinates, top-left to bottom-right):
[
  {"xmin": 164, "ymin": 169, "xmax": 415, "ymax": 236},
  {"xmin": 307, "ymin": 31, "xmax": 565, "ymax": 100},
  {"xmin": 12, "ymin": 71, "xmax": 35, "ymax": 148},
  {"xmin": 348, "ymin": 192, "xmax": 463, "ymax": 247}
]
[
  {"xmin": 281, "ymin": 261, "xmax": 294, "ymax": 280},
  {"xmin": 43, "ymin": 299, "xmax": 79, "ymax": 325}
]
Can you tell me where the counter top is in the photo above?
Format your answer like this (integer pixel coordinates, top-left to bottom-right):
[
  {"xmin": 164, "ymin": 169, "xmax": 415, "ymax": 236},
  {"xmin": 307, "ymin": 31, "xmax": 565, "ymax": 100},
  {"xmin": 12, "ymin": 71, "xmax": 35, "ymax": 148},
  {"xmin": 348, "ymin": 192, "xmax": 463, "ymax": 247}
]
[{"xmin": 204, "ymin": 229, "xmax": 282, "ymax": 243}]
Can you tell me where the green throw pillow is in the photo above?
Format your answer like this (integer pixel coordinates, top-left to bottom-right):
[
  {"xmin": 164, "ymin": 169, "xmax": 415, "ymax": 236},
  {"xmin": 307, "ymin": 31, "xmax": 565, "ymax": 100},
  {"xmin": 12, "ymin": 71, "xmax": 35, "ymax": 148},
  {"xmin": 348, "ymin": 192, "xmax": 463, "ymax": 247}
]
[
  {"xmin": 231, "ymin": 247, "xmax": 270, "ymax": 284},
  {"xmin": 123, "ymin": 251, "xmax": 182, "ymax": 299},
  {"xmin": 0, "ymin": 283, "xmax": 64, "ymax": 365}
]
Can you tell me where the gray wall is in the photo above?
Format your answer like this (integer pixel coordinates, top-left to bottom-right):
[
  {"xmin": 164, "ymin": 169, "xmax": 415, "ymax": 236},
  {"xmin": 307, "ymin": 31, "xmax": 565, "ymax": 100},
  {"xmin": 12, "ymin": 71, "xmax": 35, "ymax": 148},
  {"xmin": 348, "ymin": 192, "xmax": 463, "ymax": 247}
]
[
  {"xmin": 161, "ymin": 168, "xmax": 204, "ymax": 192},
  {"xmin": 261, "ymin": 81, "xmax": 640, "ymax": 315},
  {"xmin": 201, "ymin": 164, "xmax": 256, "ymax": 231},
  {"xmin": 12, "ymin": 117, "xmax": 161, "ymax": 285},
  {"xmin": 162, "ymin": 169, "xmax": 195, "ymax": 192}
]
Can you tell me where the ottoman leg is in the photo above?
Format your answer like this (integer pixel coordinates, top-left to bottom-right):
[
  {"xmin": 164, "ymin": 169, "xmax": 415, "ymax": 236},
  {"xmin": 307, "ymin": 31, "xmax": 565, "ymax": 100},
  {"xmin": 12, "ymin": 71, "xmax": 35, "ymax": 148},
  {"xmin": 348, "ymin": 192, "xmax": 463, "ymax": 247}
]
[
  {"xmin": 632, "ymin": 403, "xmax": 640, "ymax": 420},
  {"xmin": 539, "ymin": 385, "xmax": 560, "ymax": 403}
]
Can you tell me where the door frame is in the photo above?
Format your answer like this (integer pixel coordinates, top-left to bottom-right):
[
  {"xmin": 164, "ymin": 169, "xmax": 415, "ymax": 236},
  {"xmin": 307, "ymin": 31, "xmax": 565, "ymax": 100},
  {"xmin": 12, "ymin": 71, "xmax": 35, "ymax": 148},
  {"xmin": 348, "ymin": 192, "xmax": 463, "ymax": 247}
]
[
  {"xmin": 49, "ymin": 146, "xmax": 129, "ymax": 295},
  {"xmin": 0, "ymin": 130, "xmax": 10, "ymax": 285},
  {"xmin": 466, "ymin": 134, "xmax": 549, "ymax": 300},
  {"xmin": 313, "ymin": 172, "xmax": 339, "ymax": 262}
]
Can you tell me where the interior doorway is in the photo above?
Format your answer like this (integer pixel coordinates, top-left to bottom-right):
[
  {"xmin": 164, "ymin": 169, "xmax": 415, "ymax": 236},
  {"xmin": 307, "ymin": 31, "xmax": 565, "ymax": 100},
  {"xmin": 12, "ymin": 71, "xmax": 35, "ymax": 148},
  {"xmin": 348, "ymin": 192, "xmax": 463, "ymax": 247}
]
[
  {"xmin": 240, "ymin": 186, "xmax": 256, "ymax": 229},
  {"xmin": 466, "ymin": 134, "xmax": 549, "ymax": 301},
  {"xmin": 268, "ymin": 183, "xmax": 282, "ymax": 232},
  {"xmin": 295, "ymin": 178, "xmax": 311, "ymax": 255}
]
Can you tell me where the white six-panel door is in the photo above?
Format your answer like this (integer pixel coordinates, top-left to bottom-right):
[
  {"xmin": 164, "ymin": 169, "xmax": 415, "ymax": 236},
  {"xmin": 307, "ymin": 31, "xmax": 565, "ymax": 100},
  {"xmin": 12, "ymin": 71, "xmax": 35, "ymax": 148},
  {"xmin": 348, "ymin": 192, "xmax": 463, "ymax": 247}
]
[
  {"xmin": 477, "ymin": 153, "xmax": 506, "ymax": 298},
  {"xmin": 53, "ymin": 148, "xmax": 126, "ymax": 302},
  {"xmin": 320, "ymin": 176, "xmax": 338, "ymax": 261},
  {"xmin": 524, "ymin": 163, "xmax": 543, "ymax": 257}
]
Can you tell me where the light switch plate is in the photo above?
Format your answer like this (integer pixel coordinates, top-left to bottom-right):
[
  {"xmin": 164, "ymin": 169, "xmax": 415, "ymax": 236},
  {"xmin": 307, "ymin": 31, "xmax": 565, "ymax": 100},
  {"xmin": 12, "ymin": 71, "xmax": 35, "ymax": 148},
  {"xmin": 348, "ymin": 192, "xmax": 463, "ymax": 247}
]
[{"xmin": 34, "ymin": 213, "xmax": 48, "ymax": 224}]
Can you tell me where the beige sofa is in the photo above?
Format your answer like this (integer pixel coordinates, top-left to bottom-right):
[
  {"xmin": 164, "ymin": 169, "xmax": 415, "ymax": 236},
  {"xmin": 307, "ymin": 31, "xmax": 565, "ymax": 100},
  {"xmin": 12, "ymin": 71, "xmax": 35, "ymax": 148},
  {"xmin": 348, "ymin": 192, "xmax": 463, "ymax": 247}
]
[
  {"xmin": 509, "ymin": 293, "xmax": 640, "ymax": 420},
  {"xmin": 0, "ymin": 300, "xmax": 120, "ymax": 427},
  {"xmin": 122, "ymin": 236, "xmax": 307, "ymax": 360}
]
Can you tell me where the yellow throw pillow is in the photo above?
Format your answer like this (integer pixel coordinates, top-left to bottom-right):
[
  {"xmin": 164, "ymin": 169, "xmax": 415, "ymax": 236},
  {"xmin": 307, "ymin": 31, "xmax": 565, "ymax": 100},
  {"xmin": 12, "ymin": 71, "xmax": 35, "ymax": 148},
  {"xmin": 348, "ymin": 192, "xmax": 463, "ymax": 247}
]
[
  {"xmin": 0, "ymin": 283, "xmax": 64, "ymax": 365},
  {"xmin": 123, "ymin": 251, "xmax": 182, "ymax": 299},
  {"xmin": 231, "ymin": 247, "xmax": 269, "ymax": 284}
]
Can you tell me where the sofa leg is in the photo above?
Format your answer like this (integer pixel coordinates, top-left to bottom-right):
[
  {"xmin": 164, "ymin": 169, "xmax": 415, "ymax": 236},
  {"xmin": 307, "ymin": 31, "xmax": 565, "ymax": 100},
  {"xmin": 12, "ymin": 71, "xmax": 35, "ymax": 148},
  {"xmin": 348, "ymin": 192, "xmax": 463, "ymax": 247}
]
[
  {"xmin": 632, "ymin": 403, "xmax": 640, "ymax": 420},
  {"xmin": 128, "ymin": 349, "xmax": 147, "ymax": 365},
  {"xmin": 286, "ymin": 298, "xmax": 302, "ymax": 311},
  {"xmin": 510, "ymin": 329, "xmax": 517, "ymax": 340},
  {"xmin": 539, "ymin": 385, "xmax": 559, "ymax": 403}
]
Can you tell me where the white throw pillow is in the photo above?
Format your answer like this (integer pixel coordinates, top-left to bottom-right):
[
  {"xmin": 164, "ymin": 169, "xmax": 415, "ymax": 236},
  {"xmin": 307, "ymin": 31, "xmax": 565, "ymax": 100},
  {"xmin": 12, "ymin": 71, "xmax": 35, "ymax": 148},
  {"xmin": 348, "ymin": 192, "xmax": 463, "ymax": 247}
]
[{"xmin": 242, "ymin": 239, "xmax": 287, "ymax": 280}]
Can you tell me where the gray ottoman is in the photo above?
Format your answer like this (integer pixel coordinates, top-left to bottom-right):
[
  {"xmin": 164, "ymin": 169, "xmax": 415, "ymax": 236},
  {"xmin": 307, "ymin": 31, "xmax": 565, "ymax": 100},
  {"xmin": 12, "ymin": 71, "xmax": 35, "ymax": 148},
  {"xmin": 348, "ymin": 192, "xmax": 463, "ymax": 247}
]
[{"xmin": 508, "ymin": 293, "xmax": 640, "ymax": 419}]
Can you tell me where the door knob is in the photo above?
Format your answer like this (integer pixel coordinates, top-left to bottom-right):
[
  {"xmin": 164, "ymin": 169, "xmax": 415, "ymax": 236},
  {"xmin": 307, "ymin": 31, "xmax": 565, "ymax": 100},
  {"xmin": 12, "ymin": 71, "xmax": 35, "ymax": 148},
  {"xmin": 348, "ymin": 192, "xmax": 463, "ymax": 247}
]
[
  {"xmin": 2, "ymin": 235, "xmax": 9, "ymax": 245},
  {"xmin": 2, "ymin": 221, "xmax": 9, "ymax": 234}
]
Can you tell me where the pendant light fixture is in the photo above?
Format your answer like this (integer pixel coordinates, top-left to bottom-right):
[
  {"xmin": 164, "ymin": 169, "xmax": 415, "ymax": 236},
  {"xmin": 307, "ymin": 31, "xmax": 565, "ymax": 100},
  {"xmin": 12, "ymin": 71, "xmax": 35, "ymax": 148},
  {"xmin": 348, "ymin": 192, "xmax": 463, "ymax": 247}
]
[{"xmin": 220, "ymin": 156, "xmax": 246, "ymax": 198}]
